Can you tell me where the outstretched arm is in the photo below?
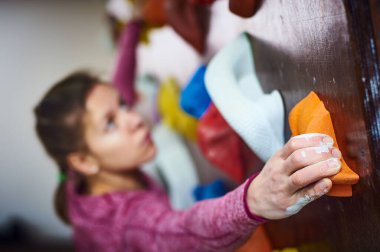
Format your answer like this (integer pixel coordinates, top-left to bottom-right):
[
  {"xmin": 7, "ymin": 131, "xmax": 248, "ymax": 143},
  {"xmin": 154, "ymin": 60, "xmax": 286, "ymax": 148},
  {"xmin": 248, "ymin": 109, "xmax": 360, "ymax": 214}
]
[
  {"xmin": 124, "ymin": 178, "xmax": 264, "ymax": 251},
  {"xmin": 112, "ymin": 20, "xmax": 142, "ymax": 105},
  {"xmin": 124, "ymin": 133, "xmax": 340, "ymax": 251}
]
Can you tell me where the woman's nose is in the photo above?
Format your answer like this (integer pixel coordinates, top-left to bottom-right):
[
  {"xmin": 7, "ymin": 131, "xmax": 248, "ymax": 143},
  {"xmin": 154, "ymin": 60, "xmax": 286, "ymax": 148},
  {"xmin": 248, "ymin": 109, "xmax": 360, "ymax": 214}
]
[{"xmin": 124, "ymin": 110, "xmax": 144, "ymax": 131}]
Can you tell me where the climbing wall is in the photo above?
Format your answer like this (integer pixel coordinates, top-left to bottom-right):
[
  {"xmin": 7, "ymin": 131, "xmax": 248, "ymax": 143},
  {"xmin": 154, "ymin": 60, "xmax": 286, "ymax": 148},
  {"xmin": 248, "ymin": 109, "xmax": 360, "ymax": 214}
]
[{"xmin": 243, "ymin": 0, "xmax": 380, "ymax": 251}]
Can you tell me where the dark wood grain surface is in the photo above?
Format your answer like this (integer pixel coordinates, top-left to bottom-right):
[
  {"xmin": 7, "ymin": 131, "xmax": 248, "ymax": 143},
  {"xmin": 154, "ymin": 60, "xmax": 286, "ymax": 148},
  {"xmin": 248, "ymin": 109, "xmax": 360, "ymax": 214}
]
[{"xmin": 243, "ymin": 0, "xmax": 380, "ymax": 251}]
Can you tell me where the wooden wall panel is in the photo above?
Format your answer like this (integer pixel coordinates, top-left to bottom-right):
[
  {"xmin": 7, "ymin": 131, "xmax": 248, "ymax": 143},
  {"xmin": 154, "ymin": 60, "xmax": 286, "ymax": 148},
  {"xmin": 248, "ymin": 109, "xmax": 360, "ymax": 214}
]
[{"xmin": 242, "ymin": 0, "xmax": 380, "ymax": 251}]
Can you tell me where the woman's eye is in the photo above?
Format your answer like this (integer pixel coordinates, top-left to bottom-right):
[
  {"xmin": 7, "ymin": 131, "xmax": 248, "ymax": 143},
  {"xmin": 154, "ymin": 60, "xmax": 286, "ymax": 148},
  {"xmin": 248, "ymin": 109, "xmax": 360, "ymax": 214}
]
[
  {"xmin": 119, "ymin": 99, "xmax": 129, "ymax": 111},
  {"xmin": 105, "ymin": 118, "xmax": 116, "ymax": 131}
]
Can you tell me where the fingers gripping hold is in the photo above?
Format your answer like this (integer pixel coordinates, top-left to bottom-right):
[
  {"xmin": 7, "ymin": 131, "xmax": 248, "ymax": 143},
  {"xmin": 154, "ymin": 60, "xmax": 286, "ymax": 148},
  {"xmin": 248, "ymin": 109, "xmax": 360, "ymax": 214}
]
[
  {"xmin": 246, "ymin": 133, "xmax": 339, "ymax": 220},
  {"xmin": 281, "ymin": 133, "xmax": 334, "ymax": 159},
  {"xmin": 289, "ymin": 157, "xmax": 341, "ymax": 190}
]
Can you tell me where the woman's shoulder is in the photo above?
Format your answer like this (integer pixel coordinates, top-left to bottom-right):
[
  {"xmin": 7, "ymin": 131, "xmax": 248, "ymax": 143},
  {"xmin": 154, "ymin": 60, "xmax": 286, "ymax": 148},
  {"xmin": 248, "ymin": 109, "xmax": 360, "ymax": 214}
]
[{"xmin": 67, "ymin": 172, "xmax": 169, "ymax": 224}]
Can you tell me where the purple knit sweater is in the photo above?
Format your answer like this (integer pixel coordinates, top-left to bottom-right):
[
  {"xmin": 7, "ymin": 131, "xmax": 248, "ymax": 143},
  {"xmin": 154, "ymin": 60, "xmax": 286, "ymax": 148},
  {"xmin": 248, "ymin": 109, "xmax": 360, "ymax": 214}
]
[{"xmin": 68, "ymin": 173, "xmax": 265, "ymax": 252}]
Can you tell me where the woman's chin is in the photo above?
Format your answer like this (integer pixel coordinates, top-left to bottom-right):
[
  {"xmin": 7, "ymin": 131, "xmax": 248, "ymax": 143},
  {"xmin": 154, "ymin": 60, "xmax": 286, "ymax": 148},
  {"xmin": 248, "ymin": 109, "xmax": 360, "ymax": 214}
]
[{"xmin": 146, "ymin": 145, "xmax": 157, "ymax": 161}]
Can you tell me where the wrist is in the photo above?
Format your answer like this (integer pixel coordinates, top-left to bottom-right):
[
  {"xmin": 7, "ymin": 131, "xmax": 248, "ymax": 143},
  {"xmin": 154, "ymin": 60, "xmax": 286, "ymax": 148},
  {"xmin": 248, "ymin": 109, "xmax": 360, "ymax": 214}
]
[{"xmin": 243, "ymin": 173, "xmax": 267, "ymax": 223}]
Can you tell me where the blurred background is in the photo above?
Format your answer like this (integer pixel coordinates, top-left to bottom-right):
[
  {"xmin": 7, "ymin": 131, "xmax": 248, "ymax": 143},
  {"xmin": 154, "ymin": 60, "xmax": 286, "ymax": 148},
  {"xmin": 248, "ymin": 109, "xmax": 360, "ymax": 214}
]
[{"xmin": 0, "ymin": 0, "xmax": 248, "ymax": 251}]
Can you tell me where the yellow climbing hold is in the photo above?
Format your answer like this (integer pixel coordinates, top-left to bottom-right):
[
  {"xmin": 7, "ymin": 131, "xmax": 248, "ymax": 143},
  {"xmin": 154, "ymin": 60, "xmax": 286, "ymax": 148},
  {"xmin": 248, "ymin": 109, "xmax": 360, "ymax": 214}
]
[
  {"xmin": 157, "ymin": 77, "xmax": 198, "ymax": 141},
  {"xmin": 272, "ymin": 248, "xmax": 299, "ymax": 252}
]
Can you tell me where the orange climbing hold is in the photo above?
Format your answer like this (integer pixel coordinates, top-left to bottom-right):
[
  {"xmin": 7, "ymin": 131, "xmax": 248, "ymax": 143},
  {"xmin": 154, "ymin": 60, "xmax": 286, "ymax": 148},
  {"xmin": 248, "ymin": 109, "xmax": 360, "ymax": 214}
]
[
  {"xmin": 289, "ymin": 91, "xmax": 359, "ymax": 197},
  {"xmin": 236, "ymin": 226, "xmax": 272, "ymax": 252},
  {"xmin": 229, "ymin": 0, "xmax": 261, "ymax": 18}
]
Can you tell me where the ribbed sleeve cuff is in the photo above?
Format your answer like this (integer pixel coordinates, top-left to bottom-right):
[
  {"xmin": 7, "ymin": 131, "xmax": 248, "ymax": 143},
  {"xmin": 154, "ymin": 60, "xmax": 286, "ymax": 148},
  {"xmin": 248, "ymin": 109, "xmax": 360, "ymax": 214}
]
[{"xmin": 243, "ymin": 173, "xmax": 267, "ymax": 223}]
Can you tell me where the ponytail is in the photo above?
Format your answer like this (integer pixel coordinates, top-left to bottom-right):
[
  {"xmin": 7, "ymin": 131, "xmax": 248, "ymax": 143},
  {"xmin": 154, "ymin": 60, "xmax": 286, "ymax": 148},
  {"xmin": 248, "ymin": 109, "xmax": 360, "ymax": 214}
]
[
  {"xmin": 54, "ymin": 171, "xmax": 70, "ymax": 225},
  {"xmin": 34, "ymin": 71, "xmax": 99, "ymax": 224}
]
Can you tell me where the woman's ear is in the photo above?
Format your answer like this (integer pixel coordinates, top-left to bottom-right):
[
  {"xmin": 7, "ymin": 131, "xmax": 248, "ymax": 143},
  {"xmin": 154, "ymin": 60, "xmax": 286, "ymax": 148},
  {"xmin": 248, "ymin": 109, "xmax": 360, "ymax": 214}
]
[{"xmin": 67, "ymin": 153, "xmax": 99, "ymax": 176}]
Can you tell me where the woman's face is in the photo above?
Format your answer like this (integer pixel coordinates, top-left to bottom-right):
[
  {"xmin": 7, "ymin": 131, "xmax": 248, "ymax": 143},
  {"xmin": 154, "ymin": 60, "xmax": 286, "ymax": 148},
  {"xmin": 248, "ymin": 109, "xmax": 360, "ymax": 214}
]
[{"xmin": 83, "ymin": 84, "xmax": 156, "ymax": 172}]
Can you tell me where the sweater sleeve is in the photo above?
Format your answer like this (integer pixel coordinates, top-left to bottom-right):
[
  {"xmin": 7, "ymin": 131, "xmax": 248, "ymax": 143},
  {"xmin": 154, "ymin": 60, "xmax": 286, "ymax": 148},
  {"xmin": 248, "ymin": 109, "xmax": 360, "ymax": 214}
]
[
  {"xmin": 123, "ymin": 177, "xmax": 266, "ymax": 252},
  {"xmin": 112, "ymin": 20, "xmax": 142, "ymax": 105}
]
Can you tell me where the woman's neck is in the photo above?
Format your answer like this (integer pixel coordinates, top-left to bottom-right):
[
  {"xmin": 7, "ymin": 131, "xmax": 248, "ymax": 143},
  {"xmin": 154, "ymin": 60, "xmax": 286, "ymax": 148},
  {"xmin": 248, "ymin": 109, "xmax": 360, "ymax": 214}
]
[{"xmin": 86, "ymin": 169, "xmax": 147, "ymax": 195}]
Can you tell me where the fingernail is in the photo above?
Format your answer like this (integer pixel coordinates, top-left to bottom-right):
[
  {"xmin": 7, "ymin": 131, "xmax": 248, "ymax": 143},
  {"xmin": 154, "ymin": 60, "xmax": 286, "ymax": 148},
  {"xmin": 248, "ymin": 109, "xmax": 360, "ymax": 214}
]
[
  {"xmin": 90, "ymin": 166, "xmax": 99, "ymax": 174},
  {"xmin": 322, "ymin": 136, "xmax": 334, "ymax": 146},
  {"xmin": 327, "ymin": 158, "xmax": 341, "ymax": 173},
  {"xmin": 332, "ymin": 148, "xmax": 342, "ymax": 158},
  {"xmin": 319, "ymin": 180, "xmax": 330, "ymax": 194}
]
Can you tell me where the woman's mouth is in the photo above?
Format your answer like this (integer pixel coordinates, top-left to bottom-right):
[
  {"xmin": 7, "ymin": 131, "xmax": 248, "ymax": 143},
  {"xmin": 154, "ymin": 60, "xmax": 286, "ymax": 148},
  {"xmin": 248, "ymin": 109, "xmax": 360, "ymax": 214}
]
[{"xmin": 143, "ymin": 132, "xmax": 152, "ymax": 145}]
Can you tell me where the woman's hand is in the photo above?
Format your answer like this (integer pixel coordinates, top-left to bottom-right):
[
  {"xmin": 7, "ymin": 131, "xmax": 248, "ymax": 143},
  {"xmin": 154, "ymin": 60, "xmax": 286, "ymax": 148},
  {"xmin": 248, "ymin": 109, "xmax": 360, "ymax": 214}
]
[
  {"xmin": 246, "ymin": 133, "xmax": 342, "ymax": 220},
  {"xmin": 131, "ymin": 0, "xmax": 147, "ymax": 21}
]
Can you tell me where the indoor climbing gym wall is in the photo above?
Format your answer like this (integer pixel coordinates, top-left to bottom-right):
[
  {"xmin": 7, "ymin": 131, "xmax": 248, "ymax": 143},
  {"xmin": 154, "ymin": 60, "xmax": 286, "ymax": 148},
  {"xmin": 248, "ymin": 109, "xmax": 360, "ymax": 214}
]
[{"xmin": 240, "ymin": 0, "xmax": 380, "ymax": 251}]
